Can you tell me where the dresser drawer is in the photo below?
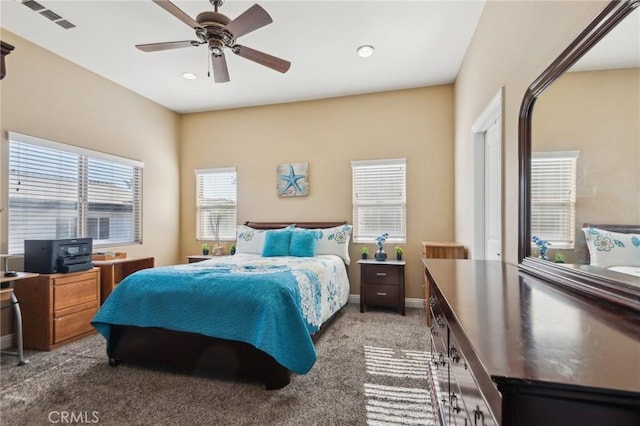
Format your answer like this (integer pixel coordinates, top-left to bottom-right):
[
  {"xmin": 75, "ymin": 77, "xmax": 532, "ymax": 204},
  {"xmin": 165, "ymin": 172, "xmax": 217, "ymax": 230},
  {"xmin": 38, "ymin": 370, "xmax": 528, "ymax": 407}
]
[
  {"xmin": 53, "ymin": 274, "xmax": 99, "ymax": 311},
  {"xmin": 364, "ymin": 284, "xmax": 399, "ymax": 308},
  {"xmin": 364, "ymin": 265, "xmax": 400, "ymax": 285},
  {"xmin": 53, "ymin": 306, "xmax": 98, "ymax": 343}
]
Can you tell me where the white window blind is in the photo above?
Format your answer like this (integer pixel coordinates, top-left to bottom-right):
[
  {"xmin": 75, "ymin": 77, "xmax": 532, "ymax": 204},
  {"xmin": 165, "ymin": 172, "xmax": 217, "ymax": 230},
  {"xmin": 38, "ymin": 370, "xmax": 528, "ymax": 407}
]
[
  {"xmin": 8, "ymin": 132, "xmax": 144, "ymax": 254},
  {"xmin": 531, "ymin": 151, "xmax": 579, "ymax": 249},
  {"xmin": 351, "ymin": 158, "xmax": 406, "ymax": 244},
  {"xmin": 195, "ymin": 168, "xmax": 237, "ymax": 241}
]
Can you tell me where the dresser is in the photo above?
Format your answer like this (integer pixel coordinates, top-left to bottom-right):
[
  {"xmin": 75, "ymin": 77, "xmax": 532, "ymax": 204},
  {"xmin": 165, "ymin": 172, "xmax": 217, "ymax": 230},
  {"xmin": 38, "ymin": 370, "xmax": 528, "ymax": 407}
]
[
  {"xmin": 13, "ymin": 268, "xmax": 100, "ymax": 351},
  {"xmin": 93, "ymin": 257, "xmax": 155, "ymax": 303},
  {"xmin": 424, "ymin": 259, "xmax": 640, "ymax": 426},
  {"xmin": 359, "ymin": 259, "xmax": 405, "ymax": 315}
]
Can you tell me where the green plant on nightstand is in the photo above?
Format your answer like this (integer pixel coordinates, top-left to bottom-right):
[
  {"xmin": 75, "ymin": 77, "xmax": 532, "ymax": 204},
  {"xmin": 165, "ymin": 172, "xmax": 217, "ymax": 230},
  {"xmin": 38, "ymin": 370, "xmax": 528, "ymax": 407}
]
[
  {"xmin": 360, "ymin": 247, "xmax": 369, "ymax": 260},
  {"xmin": 201, "ymin": 243, "xmax": 211, "ymax": 255},
  {"xmin": 554, "ymin": 253, "xmax": 566, "ymax": 263},
  {"xmin": 395, "ymin": 246, "xmax": 403, "ymax": 261},
  {"xmin": 230, "ymin": 244, "xmax": 236, "ymax": 255}
]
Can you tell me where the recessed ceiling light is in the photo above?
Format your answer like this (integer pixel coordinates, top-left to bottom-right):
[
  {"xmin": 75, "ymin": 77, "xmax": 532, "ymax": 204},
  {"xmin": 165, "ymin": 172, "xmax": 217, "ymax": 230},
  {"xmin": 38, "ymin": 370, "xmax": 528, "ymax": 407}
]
[
  {"xmin": 357, "ymin": 45, "xmax": 374, "ymax": 58},
  {"xmin": 182, "ymin": 72, "xmax": 197, "ymax": 80}
]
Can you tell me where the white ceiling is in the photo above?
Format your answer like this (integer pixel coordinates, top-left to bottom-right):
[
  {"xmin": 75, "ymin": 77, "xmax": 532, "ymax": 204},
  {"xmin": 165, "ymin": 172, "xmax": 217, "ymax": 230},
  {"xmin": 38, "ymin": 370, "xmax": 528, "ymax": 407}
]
[{"xmin": 0, "ymin": 0, "xmax": 487, "ymax": 113}]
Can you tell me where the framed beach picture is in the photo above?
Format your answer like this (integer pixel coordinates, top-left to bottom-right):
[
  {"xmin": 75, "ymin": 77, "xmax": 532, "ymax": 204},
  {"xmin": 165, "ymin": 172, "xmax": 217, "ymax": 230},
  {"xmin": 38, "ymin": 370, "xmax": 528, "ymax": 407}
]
[{"xmin": 277, "ymin": 162, "xmax": 309, "ymax": 197}]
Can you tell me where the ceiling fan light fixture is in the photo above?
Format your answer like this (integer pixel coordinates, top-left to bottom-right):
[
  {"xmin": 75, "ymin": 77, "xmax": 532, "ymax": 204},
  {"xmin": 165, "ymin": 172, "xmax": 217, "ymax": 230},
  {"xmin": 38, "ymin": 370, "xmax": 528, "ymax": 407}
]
[
  {"xmin": 182, "ymin": 72, "xmax": 197, "ymax": 80},
  {"xmin": 357, "ymin": 45, "xmax": 374, "ymax": 58}
]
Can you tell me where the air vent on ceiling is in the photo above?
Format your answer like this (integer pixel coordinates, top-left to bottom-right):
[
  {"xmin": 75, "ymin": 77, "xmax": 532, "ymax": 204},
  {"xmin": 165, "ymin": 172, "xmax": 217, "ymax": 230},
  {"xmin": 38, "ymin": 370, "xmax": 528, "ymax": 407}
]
[{"xmin": 21, "ymin": 0, "xmax": 76, "ymax": 29}]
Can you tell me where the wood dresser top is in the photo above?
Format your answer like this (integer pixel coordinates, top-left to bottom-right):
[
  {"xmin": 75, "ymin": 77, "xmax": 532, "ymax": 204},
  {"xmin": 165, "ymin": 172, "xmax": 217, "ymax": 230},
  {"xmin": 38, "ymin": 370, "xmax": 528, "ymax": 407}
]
[{"xmin": 423, "ymin": 259, "xmax": 640, "ymax": 394}]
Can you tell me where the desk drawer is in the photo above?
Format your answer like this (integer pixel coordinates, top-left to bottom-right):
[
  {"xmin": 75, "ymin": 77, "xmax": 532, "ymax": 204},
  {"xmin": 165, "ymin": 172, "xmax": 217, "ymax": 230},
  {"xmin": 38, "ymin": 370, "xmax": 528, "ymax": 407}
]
[
  {"xmin": 364, "ymin": 265, "xmax": 400, "ymax": 285},
  {"xmin": 53, "ymin": 275, "xmax": 98, "ymax": 311},
  {"xmin": 54, "ymin": 306, "xmax": 98, "ymax": 343}
]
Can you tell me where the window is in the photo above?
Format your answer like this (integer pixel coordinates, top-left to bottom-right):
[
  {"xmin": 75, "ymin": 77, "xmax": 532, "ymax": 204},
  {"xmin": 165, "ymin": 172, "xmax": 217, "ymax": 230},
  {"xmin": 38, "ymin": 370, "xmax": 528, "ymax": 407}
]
[
  {"xmin": 8, "ymin": 132, "xmax": 143, "ymax": 254},
  {"xmin": 195, "ymin": 168, "xmax": 237, "ymax": 241},
  {"xmin": 351, "ymin": 158, "xmax": 406, "ymax": 244},
  {"xmin": 531, "ymin": 151, "xmax": 579, "ymax": 249}
]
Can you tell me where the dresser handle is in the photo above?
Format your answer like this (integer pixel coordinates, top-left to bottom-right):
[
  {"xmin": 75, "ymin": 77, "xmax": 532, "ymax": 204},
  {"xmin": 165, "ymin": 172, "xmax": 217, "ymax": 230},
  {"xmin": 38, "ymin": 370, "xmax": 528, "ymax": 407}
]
[
  {"xmin": 450, "ymin": 393, "xmax": 461, "ymax": 414},
  {"xmin": 450, "ymin": 346, "xmax": 460, "ymax": 364},
  {"xmin": 473, "ymin": 405, "xmax": 485, "ymax": 426},
  {"xmin": 376, "ymin": 292, "xmax": 387, "ymax": 296},
  {"xmin": 376, "ymin": 272, "xmax": 387, "ymax": 276}
]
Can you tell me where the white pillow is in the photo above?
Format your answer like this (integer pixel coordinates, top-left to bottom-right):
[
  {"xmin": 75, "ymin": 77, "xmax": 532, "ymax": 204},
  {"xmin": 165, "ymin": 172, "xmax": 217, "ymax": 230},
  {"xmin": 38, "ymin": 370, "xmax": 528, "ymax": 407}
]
[
  {"xmin": 582, "ymin": 227, "xmax": 640, "ymax": 268},
  {"xmin": 295, "ymin": 224, "xmax": 352, "ymax": 264},
  {"xmin": 235, "ymin": 224, "xmax": 294, "ymax": 254}
]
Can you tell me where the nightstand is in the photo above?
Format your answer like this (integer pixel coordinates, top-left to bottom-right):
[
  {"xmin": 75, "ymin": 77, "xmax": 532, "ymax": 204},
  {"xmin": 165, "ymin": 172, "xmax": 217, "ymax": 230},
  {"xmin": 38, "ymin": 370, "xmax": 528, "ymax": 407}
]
[{"xmin": 359, "ymin": 259, "xmax": 406, "ymax": 316}]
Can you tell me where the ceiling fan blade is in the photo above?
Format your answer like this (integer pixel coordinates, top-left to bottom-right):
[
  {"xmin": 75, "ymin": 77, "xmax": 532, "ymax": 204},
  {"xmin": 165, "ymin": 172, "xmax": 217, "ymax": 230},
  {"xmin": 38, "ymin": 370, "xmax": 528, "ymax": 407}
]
[
  {"xmin": 224, "ymin": 4, "xmax": 273, "ymax": 38},
  {"xmin": 152, "ymin": 0, "xmax": 201, "ymax": 29},
  {"xmin": 212, "ymin": 53, "xmax": 230, "ymax": 83},
  {"xmin": 232, "ymin": 45, "xmax": 291, "ymax": 74},
  {"xmin": 136, "ymin": 40, "xmax": 200, "ymax": 52}
]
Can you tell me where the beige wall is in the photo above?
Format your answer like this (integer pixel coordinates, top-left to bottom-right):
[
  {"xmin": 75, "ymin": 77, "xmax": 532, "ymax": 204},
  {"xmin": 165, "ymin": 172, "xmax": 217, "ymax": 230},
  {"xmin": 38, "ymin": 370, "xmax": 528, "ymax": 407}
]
[
  {"xmin": 180, "ymin": 87, "xmax": 455, "ymax": 298},
  {"xmin": 533, "ymin": 68, "xmax": 640, "ymax": 263},
  {"xmin": 0, "ymin": 30, "xmax": 181, "ymax": 336},
  {"xmin": 454, "ymin": 0, "xmax": 607, "ymax": 263},
  {"xmin": 0, "ymin": 30, "xmax": 181, "ymax": 266}
]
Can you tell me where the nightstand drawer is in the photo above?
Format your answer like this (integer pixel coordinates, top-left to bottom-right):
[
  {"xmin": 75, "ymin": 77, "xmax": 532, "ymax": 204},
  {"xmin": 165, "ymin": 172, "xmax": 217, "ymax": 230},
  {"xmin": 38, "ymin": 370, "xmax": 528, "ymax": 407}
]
[
  {"xmin": 364, "ymin": 265, "xmax": 400, "ymax": 285},
  {"xmin": 364, "ymin": 284, "xmax": 400, "ymax": 308}
]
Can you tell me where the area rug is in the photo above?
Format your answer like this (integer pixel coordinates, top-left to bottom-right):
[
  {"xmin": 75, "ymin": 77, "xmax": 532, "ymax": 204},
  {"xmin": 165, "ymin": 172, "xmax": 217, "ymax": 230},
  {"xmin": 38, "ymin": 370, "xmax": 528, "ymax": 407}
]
[{"xmin": 0, "ymin": 304, "xmax": 436, "ymax": 425}]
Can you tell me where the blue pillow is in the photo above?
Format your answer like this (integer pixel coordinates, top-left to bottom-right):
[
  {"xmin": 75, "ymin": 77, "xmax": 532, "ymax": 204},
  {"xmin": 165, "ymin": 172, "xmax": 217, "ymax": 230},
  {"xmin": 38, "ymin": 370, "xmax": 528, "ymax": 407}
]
[
  {"xmin": 262, "ymin": 230, "xmax": 292, "ymax": 257},
  {"xmin": 290, "ymin": 230, "xmax": 321, "ymax": 257}
]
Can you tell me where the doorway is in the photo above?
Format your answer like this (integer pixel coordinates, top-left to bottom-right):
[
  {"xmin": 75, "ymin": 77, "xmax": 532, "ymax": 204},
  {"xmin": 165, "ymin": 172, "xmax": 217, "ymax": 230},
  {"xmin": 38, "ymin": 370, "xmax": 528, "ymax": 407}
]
[{"xmin": 472, "ymin": 88, "xmax": 503, "ymax": 260}]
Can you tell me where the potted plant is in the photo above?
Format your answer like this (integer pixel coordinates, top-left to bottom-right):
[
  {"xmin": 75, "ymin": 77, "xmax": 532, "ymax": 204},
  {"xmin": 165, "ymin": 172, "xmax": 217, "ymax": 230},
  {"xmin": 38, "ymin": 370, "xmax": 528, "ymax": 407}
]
[
  {"xmin": 230, "ymin": 244, "xmax": 236, "ymax": 255},
  {"xmin": 395, "ymin": 246, "xmax": 403, "ymax": 261},
  {"xmin": 360, "ymin": 247, "xmax": 369, "ymax": 260},
  {"xmin": 201, "ymin": 243, "xmax": 211, "ymax": 256},
  {"xmin": 554, "ymin": 253, "xmax": 566, "ymax": 263}
]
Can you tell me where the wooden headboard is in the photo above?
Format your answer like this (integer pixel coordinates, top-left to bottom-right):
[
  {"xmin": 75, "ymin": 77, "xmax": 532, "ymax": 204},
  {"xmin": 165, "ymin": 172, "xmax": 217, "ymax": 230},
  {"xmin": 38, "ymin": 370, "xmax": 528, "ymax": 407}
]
[{"xmin": 244, "ymin": 221, "xmax": 347, "ymax": 230}]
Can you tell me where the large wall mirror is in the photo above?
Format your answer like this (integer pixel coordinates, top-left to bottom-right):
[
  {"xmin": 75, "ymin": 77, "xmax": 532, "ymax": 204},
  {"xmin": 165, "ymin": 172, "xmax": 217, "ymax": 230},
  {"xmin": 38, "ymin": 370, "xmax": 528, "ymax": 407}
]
[{"xmin": 519, "ymin": 0, "xmax": 639, "ymax": 311}]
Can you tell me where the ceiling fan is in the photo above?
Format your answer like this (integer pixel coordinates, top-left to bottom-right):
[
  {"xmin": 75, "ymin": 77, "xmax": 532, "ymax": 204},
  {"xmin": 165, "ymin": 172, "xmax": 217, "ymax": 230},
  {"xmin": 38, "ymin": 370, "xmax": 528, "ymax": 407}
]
[{"xmin": 136, "ymin": 0, "xmax": 291, "ymax": 83}]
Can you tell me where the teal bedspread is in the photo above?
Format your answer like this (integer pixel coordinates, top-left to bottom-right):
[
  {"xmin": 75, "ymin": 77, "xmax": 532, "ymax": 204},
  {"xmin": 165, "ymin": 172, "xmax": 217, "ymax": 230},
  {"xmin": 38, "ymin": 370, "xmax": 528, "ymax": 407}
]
[{"xmin": 92, "ymin": 254, "xmax": 350, "ymax": 375}]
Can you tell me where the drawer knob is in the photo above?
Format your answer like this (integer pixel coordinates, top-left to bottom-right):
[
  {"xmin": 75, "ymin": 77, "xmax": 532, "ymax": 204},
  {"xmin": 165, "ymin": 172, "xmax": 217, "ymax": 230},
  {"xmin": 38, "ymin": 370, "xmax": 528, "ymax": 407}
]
[
  {"xmin": 376, "ymin": 272, "xmax": 387, "ymax": 277},
  {"xmin": 376, "ymin": 292, "xmax": 387, "ymax": 296},
  {"xmin": 473, "ymin": 405, "xmax": 485, "ymax": 425}
]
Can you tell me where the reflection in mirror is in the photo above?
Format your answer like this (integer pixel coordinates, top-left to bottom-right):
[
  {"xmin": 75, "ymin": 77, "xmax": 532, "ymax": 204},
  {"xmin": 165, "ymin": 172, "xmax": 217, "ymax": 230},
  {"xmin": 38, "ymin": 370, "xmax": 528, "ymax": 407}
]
[
  {"xmin": 519, "ymin": 0, "xmax": 640, "ymax": 312},
  {"xmin": 532, "ymin": 7, "xmax": 639, "ymax": 266}
]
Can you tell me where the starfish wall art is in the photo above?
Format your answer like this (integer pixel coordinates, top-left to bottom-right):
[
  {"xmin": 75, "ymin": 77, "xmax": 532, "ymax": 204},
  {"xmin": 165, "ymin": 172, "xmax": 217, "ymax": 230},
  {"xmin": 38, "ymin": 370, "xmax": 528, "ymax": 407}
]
[{"xmin": 277, "ymin": 162, "xmax": 309, "ymax": 197}]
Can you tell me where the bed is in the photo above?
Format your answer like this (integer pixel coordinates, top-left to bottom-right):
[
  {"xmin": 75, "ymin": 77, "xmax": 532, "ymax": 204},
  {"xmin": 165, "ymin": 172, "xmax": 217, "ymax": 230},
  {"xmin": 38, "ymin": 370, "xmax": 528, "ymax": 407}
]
[
  {"xmin": 582, "ymin": 224, "xmax": 640, "ymax": 278},
  {"xmin": 92, "ymin": 221, "xmax": 352, "ymax": 389}
]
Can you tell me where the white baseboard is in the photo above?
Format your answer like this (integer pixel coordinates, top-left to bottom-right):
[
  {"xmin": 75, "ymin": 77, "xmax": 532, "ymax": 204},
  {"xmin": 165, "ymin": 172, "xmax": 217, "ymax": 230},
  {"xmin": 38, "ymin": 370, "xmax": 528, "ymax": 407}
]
[
  {"xmin": 0, "ymin": 333, "xmax": 15, "ymax": 350},
  {"xmin": 348, "ymin": 294, "xmax": 425, "ymax": 309}
]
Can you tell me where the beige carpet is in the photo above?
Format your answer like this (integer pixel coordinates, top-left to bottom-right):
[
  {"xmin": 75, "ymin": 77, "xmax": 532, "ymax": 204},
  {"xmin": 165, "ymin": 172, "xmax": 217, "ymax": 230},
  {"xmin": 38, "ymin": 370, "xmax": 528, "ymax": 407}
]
[{"xmin": 0, "ymin": 304, "xmax": 436, "ymax": 426}]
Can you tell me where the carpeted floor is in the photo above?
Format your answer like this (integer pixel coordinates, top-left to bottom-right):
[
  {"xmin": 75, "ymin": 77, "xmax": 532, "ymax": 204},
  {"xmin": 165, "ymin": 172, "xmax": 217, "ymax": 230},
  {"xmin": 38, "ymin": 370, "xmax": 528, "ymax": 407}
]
[{"xmin": 0, "ymin": 304, "xmax": 436, "ymax": 426}]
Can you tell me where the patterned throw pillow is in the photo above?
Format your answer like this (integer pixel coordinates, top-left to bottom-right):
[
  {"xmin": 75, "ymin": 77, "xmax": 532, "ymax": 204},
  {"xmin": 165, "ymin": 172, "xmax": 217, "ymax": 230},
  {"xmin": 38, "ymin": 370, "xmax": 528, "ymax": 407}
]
[
  {"xmin": 295, "ymin": 224, "xmax": 353, "ymax": 264},
  {"xmin": 582, "ymin": 227, "xmax": 640, "ymax": 268}
]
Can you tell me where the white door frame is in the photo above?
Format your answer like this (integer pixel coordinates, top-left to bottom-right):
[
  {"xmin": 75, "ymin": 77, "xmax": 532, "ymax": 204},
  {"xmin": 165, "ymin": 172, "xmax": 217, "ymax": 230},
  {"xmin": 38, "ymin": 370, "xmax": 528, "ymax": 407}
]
[{"xmin": 471, "ymin": 88, "xmax": 503, "ymax": 260}]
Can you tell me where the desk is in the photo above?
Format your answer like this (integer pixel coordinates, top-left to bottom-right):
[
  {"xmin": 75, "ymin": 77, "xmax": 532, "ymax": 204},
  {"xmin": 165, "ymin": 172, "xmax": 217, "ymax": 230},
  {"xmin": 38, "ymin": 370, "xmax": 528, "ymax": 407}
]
[
  {"xmin": 93, "ymin": 257, "xmax": 155, "ymax": 304},
  {"xmin": 1, "ymin": 272, "xmax": 39, "ymax": 365}
]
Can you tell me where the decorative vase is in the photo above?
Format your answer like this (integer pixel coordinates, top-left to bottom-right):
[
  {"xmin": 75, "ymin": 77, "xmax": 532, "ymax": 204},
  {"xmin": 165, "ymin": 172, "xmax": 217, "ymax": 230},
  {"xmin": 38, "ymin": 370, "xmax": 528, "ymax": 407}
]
[
  {"xmin": 361, "ymin": 253, "xmax": 368, "ymax": 260},
  {"xmin": 375, "ymin": 248, "xmax": 387, "ymax": 261},
  {"xmin": 396, "ymin": 254, "xmax": 402, "ymax": 261},
  {"xmin": 202, "ymin": 249, "xmax": 209, "ymax": 255}
]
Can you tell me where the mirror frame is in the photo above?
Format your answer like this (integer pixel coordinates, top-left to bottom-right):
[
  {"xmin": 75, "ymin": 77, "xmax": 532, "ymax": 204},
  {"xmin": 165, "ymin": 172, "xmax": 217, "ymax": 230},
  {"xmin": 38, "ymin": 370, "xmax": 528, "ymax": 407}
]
[{"xmin": 518, "ymin": 0, "xmax": 640, "ymax": 312}]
